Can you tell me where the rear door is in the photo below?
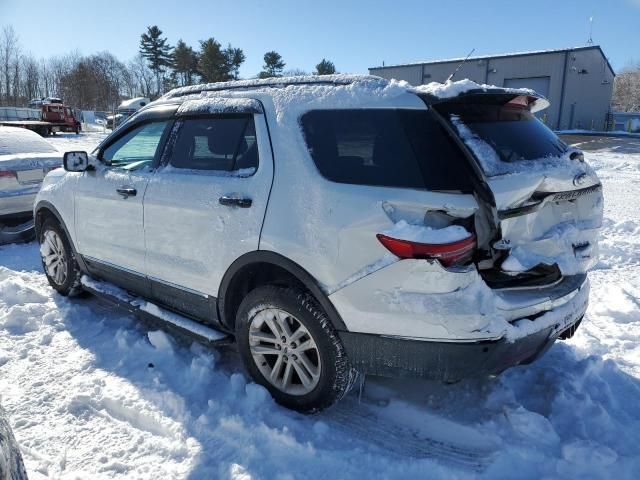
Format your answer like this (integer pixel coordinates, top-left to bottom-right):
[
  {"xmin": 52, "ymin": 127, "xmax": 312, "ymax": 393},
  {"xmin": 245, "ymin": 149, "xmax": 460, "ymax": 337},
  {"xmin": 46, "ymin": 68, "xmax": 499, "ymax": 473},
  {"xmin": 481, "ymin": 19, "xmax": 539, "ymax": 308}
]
[{"xmin": 143, "ymin": 105, "xmax": 273, "ymax": 322}]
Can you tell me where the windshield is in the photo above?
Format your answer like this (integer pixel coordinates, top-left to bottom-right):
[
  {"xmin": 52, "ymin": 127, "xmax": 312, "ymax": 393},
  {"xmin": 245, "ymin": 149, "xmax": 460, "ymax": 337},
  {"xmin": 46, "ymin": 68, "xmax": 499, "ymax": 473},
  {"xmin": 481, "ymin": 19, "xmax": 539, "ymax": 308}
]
[{"xmin": 438, "ymin": 102, "xmax": 567, "ymax": 164}]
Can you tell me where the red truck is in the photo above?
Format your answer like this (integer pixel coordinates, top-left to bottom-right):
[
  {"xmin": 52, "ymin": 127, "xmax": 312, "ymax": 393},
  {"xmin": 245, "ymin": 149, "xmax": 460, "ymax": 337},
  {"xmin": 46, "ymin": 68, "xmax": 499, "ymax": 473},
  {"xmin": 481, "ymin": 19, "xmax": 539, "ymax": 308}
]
[{"xmin": 0, "ymin": 98, "xmax": 81, "ymax": 136}]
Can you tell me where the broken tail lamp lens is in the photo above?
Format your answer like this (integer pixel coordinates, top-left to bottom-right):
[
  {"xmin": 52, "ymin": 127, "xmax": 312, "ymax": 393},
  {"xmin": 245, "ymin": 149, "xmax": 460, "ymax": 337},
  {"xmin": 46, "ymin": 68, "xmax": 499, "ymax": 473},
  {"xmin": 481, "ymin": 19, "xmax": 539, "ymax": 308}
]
[{"xmin": 376, "ymin": 233, "xmax": 476, "ymax": 267}]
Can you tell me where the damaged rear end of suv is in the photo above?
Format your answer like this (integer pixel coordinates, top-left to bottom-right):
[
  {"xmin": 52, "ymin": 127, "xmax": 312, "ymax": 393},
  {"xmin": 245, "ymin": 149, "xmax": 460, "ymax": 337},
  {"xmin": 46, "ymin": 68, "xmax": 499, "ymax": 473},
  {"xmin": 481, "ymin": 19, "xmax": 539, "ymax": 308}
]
[{"xmin": 324, "ymin": 81, "xmax": 602, "ymax": 382}]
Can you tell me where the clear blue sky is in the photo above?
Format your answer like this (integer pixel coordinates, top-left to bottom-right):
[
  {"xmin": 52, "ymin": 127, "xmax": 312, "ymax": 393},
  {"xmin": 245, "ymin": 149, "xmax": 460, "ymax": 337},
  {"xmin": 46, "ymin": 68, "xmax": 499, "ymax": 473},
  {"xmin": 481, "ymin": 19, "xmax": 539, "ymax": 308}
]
[{"xmin": 1, "ymin": 0, "xmax": 638, "ymax": 77}]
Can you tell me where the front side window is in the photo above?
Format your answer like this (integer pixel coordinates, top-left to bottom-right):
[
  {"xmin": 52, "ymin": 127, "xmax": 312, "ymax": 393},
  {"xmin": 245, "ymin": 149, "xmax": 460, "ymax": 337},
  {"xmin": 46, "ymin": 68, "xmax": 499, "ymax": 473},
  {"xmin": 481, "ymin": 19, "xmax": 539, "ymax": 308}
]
[
  {"xmin": 170, "ymin": 116, "xmax": 258, "ymax": 172},
  {"xmin": 101, "ymin": 121, "xmax": 170, "ymax": 169},
  {"xmin": 300, "ymin": 109, "xmax": 473, "ymax": 192}
]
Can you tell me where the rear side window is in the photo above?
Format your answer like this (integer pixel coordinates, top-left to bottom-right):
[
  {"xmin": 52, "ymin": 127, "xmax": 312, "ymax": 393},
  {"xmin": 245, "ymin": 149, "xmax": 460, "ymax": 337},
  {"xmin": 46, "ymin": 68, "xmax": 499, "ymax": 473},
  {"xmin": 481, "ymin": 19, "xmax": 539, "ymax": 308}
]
[
  {"xmin": 170, "ymin": 116, "xmax": 258, "ymax": 172},
  {"xmin": 300, "ymin": 109, "xmax": 473, "ymax": 192}
]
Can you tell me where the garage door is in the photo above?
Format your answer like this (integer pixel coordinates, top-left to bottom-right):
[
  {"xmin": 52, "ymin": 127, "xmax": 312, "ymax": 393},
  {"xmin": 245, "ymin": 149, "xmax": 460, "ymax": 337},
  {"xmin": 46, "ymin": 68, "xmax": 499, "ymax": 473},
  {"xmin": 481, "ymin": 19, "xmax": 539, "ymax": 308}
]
[{"xmin": 503, "ymin": 76, "xmax": 550, "ymax": 97}]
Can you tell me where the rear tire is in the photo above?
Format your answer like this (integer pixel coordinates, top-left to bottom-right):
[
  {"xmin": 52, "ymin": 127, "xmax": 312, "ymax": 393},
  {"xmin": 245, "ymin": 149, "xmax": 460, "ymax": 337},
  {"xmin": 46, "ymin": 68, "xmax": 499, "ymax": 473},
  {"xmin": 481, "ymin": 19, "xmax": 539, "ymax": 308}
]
[
  {"xmin": 38, "ymin": 218, "xmax": 83, "ymax": 296},
  {"xmin": 236, "ymin": 285, "xmax": 359, "ymax": 412}
]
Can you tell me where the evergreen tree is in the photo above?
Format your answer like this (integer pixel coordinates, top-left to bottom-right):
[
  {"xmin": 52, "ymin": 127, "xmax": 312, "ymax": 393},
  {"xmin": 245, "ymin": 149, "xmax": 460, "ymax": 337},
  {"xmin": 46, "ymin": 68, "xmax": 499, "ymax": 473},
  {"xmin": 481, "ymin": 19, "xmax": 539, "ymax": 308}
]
[
  {"xmin": 224, "ymin": 45, "xmax": 245, "ymax": 80},
  {"xmin": 173, "ymin": 39, "xmax": 199, "ymax": 86},
  {"xmin": 314, "ymin": 59, "xmax": 336, "ymax": 75},
  {"xmin": 139, "ymin": 25, "xmax": 172, "ymax": 95},
  {"xmin": 197, "ymin": 38, "xmax": 229, "ymax": 83},
  {"xmin": 259, "ymin": 51, "xmax": 285, "ymax": 79}
]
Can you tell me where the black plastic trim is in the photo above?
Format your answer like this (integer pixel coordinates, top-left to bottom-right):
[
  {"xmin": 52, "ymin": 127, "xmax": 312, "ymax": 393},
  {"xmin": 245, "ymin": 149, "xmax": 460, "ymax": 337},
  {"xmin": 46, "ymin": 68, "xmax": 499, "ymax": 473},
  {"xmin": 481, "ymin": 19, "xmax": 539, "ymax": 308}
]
[
  {"xmin": 339, "ymin": 324, "xmax": 560, "ymax": 381},
  {"xmin": 148, "ymin": 278, "xmax": 219, "ymax": 327},
  {"xmin": 83, "ymin": 256, "xmax": 151, "ymax": 299}
]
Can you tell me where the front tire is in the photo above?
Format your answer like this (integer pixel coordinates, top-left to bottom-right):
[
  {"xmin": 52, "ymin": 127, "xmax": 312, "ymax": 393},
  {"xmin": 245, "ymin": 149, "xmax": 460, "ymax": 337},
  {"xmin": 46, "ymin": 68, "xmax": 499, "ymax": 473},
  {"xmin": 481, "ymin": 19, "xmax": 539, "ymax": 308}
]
[
  {"xmin": 39, "ymin": 218, "xmax": 83, "ymax": 296},
  {"xmin": 236, "ymin": 286, "xmax": 359, "ymax": 412}
]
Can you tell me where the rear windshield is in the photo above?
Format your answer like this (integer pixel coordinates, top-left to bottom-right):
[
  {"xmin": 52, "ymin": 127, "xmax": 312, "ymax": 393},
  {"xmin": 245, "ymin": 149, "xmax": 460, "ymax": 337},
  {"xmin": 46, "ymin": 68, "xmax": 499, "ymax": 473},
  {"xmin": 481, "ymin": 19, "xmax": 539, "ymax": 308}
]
[
  {"xmin": 436, "ymin": 101, "xmax": 568, "ymax": 175},
  {"xmin": 300, "ymin": 109, "xmax": 474, "ymax": 192}
]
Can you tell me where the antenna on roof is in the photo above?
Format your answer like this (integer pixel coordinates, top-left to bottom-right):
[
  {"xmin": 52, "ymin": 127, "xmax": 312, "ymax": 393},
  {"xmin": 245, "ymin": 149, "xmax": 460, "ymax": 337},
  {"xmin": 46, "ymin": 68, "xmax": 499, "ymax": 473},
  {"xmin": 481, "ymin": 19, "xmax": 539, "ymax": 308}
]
[
  {"xmin": 587, "ymin": 16, "xmax": 594, "ymax": 44},
  {"xmin": 446, "ymin": 48, "xmax": 475, "ymax": 82}
]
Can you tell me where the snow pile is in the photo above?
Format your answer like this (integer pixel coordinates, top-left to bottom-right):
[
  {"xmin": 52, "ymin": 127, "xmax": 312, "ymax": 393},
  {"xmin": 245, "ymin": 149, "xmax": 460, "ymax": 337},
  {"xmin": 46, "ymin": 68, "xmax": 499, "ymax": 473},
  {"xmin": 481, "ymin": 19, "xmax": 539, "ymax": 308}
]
[{"xmin": 381, "ymin": 219, "xmax": 471, "ymax": 244}]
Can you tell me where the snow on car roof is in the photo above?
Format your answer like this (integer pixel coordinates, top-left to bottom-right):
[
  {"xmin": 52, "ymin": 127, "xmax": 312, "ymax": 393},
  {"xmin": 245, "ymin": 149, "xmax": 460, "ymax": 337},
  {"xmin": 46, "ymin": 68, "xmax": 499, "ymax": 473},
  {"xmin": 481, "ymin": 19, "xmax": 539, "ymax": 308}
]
[
  {"xmin": 175, "ymin": 97, "xmax": 263, "ymax": 115},
  {"xmin": 0, "ymin": 126, "xmax": 58, "ymax": 155},
  {"xmin": 162, "ymin": 75, "xmax": 542, "ymax": 107},
  {"xmin": 163, "ymin": 74, "xmax": 383, "ymax": 98}
]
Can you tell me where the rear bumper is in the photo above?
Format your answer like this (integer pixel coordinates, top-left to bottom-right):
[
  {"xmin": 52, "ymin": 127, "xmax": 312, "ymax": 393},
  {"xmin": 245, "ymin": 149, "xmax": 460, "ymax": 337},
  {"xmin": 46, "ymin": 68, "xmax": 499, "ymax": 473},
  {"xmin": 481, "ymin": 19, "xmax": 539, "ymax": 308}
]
[
  {"xmin": 0, "ymin": 189, "xmax": 38, "ymax": 217},
  {"xmin": 340, "ymin": 314, "xmax": 582, "ymax": 381},
  {"xmin": 339, "ymin": 276, "xmax": 589, "ymax": 380}
]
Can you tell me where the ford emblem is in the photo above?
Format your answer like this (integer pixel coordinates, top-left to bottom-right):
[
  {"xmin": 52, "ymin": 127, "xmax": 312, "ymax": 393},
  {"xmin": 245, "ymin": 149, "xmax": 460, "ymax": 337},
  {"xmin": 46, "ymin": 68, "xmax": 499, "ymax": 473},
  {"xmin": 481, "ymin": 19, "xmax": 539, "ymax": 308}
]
[{"xmin": 573, "ymin": 173, "xmax": 588, "ymax": 187}]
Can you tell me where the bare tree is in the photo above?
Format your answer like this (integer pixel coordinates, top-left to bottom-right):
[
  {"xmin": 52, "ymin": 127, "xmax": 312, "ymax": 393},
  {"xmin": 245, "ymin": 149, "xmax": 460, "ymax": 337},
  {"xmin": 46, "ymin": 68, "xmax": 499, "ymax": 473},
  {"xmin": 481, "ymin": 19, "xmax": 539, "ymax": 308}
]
[
  {"xmin": 0, "ymin": 25, "xmax": 20, "ymax": 105},
  {"xmin": 129, "ymin": 54, "xmax": 153, "ymax": 98},
  {"xmin": 613, "ymin": 64, "xmax": 640, "ymax": 112},
  {"xmin": 21, "ymin": 53, "xmax": 40, "ymax": 102}
]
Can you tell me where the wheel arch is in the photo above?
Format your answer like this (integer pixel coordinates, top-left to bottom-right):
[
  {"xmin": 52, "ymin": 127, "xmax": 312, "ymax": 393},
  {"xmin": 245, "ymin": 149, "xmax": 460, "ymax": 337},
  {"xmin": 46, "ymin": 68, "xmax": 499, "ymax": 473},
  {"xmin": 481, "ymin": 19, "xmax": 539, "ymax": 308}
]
[
  {"xmin": 217, "ymin": 251, "xmax": 348, "ymax": 332},
  {"xmin": 34, "ymin": 200, "xmax": 88, "ymax": 273}
]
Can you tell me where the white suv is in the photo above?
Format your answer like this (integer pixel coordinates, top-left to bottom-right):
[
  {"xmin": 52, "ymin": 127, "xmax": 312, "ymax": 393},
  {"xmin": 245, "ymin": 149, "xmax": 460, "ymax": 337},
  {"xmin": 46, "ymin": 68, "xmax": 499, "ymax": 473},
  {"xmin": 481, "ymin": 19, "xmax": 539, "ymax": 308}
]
[{"xmin": 34, "ymin": 76, "xmax": 602, "ymax": 411}]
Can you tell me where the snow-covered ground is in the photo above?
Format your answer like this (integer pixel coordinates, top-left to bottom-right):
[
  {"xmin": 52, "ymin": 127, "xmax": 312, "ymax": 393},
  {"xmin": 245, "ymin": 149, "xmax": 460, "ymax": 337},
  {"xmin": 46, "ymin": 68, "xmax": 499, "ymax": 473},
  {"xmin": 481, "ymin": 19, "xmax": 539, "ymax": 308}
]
[{"xmin": 1, "ymin": 132, "xmax": 639, "ymax": 479}]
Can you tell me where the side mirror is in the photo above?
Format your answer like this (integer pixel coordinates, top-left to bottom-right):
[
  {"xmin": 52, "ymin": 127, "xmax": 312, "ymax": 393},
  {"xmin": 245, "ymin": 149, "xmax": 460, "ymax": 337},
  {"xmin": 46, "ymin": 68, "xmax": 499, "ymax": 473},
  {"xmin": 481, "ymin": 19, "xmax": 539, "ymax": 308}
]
[{"xmin": 63, "ymin": 151, "xmax": 89, "ymax": 172}]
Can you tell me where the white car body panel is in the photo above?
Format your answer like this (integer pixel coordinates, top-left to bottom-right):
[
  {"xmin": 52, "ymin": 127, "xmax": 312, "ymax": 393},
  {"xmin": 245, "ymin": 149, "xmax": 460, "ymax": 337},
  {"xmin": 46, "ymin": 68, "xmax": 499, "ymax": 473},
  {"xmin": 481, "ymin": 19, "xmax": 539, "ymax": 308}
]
[
  {"xmin": 256, "ymin": 90, "xmax": 479, "ymax": 292},
  {"xmin": 34, "ymin": 76, "xmax": 602, "ymax": 352},
  {"xmin": 488, "ymin": 168, "xmax": 603, "ymax": 276},
  {"xmin": 143, "ymin": 114, "xmax": 274, "ymax": 296},
  {"xmin": 74, "ymin": 164, "xmax": 151, "ymax": 274}
]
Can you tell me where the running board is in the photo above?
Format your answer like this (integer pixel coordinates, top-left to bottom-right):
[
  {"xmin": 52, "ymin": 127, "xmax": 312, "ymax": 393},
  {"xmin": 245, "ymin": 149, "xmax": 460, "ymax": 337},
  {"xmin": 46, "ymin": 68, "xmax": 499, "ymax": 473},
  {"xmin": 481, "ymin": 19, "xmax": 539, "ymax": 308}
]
[{"xmin": 80, "ymin": 275, "xmax": 232, "ymax": 346}]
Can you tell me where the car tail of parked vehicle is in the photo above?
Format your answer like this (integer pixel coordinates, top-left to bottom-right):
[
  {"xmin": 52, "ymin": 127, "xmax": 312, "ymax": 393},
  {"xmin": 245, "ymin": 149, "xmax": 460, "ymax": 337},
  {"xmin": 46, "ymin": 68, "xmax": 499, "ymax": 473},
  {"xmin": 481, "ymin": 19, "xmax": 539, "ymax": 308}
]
[
  {"xmin": 34, "ymin": 75, "xmax": 602, "ymax": 411},
  {"xmin": 1, "ymin": 126, "xmax": 62, "ymax": 242}
]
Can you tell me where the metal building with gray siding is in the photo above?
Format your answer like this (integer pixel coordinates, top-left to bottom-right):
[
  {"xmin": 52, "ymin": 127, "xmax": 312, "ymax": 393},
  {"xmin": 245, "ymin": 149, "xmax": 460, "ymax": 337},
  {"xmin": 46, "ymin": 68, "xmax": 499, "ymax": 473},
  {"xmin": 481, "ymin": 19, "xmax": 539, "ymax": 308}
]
[{"xmin": 369, "ymin": 46, "xmax": 615, "ymax": 131}]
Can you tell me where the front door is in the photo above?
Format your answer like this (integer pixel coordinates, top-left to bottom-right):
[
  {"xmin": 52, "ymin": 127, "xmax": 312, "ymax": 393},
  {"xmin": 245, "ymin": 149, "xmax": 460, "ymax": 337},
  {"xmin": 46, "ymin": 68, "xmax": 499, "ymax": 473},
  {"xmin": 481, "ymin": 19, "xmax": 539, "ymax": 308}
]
[
  {"xmin": 74, "ymin": 120, "xmax": 172, "ymax": 294},
  {"xmin": 143, "ymin": 111, "xmax": 273, "ymax": 322}
]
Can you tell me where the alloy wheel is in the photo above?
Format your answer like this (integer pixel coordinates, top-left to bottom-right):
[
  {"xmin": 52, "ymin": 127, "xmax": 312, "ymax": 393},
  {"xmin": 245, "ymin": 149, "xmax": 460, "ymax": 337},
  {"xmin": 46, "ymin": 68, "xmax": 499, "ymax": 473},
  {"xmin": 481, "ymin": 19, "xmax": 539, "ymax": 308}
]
[
  {"xmin": 249, "ymin": 308, "xmax": 321, "ymax": 395},
  {"xmin": 41, "ymin": 229, "xmax": 68, "ymax": 286}
]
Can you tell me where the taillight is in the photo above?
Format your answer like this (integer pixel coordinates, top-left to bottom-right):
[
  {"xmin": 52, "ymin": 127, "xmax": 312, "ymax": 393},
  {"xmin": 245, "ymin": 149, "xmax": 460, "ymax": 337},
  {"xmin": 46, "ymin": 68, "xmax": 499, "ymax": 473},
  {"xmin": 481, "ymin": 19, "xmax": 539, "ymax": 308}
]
[
  {"xmin": 0, "ymin": 170, "xmax": 15, "ymax": 178},
  {"xmin": 376, "ymin": 233, "xmax": 477, "ymax": 267}
]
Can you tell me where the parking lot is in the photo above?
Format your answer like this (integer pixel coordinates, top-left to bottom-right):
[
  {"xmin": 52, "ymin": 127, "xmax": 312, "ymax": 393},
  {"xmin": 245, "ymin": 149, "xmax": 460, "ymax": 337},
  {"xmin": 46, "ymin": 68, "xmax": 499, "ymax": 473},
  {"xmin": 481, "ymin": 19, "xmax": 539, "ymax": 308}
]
[{"xmin": 0, "ymin": 132, "xmax": 639, "ymax": 479}]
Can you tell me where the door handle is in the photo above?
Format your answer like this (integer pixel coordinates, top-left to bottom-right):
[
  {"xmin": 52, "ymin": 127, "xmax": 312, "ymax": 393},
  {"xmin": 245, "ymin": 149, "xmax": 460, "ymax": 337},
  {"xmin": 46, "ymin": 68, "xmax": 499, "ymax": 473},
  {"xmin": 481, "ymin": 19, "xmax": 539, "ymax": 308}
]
[
  {"xmin": 219, "ymin": 196, "xmax": 252, "ymax": 208},
  {"xmin": 116, "ymin": 186, "xmax": 137, "ymax": 198}
]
